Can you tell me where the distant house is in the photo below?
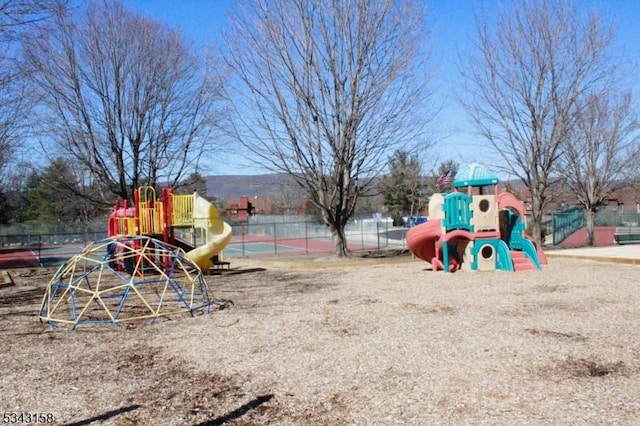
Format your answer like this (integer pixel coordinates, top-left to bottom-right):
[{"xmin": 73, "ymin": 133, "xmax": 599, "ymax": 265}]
[
  {"xmin": 224, "ymin": 196, "xmax": 272, "ymax": 218},
  {"xmin": 500, "ymin": 179, "xmax": 640, "ymax": 215},
  {"xmin": 222, "ymin": 195, "xmax": 313, "ymax": 218}
]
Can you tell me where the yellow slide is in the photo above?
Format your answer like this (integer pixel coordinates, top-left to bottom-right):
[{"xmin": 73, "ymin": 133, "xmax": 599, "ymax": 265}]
[{"xmin": 185, "ymin": 193, "xmax": 233, "ymax": 270}]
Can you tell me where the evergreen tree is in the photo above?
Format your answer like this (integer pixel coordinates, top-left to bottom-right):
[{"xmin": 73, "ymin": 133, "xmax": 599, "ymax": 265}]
[
  {"xmin": 176, "ymin": 172, "xmax": 208, "ymax": 195},
  {"xmin": 20, "ymin": 159, "xmax": 108, "ymax": 223},
  {"xmin": 378, "ymin": 150, "xmax": 425, "ymax": 219},
  {"xmin": 433, "ymin": 160, "xmax": 459, "ymax": 193}
]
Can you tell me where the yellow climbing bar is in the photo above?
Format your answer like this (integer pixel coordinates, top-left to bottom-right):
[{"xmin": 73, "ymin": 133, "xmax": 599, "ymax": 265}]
[
  {"xmin": 113, "ymin": 217, "xmax": 137, "ymax": 236},
  {"xmin": 136, "ymin": 187, "xmax": 160, "ymax": 234},
  {"xmin": 172, "ymin": 194, "xmax": 195, "ymax": 227}
]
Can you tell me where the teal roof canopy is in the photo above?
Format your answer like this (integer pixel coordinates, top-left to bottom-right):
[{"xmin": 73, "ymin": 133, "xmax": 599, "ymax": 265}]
[{"xmin": 453, "ymin": 163, "xmax": 499, "ymax": 188}]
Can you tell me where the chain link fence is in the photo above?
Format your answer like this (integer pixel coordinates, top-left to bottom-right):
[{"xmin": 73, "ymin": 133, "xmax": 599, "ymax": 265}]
[
  {"xmin": 226, "ymin": 215, "xmax": 407, "ymax": 257},
  {"xmin": 0, "ymin": 221, "xmax": 107, "ymax": 248},
  {"xmin": 551, "ymin": 206, "xmax": 640, "ymax": 245},
  {"xmin": 3, "ymin": 207, "xmax": 634, "ymax": 266},
  {"xmin": 0, "ymin": 214, "xmax": 408, "ymax": 266}
]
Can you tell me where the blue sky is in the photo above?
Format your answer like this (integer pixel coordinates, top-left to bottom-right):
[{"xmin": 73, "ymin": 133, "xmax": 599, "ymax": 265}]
[{"xmin": 120, "ymin": 0, "xmax": 640, "ymax": 177}]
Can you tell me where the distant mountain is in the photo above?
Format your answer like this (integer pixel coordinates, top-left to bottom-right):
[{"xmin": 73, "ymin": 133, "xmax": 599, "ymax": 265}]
[
  {"xmin": 205, "ymin": 173, "xmax": 304, "ymax": 200},
  {"xmin": 205, "ymin": 173, "xmax": 526, "ymax": 201}
]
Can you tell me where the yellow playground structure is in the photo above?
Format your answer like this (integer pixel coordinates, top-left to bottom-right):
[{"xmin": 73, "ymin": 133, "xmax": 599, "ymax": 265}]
[
  {"xmin": 107, "ymin": 186, "xmax": 232, "ymax": 270},
  {"xmin": 39, "ymin": 187, "xmax": 233, "ymax": 330}
]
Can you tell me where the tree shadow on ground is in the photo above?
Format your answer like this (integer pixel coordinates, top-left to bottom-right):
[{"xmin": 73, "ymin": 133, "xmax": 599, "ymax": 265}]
[
  {"xmin": 63, "ymin": 404, "xmax": 142, "ymax": 426},
  {"xmin": 195, "ymin": 394, "xmax": 274, "ymax": 426}
]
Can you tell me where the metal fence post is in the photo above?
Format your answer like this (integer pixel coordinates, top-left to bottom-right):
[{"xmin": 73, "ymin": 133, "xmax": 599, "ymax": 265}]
[
  {"xmin": 241, "ymin": 226, "xmax": 246, "ymax": 257},
  {"xmin": 384, "ymin": 220, "xmax": 389, "ymax": 248},
  {"xmin": 273, "ymin": 223, "xmax": 277, "ymax": 255}
]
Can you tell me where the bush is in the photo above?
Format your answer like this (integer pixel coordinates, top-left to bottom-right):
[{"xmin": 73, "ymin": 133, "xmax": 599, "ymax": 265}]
[
  {"xmin": 392, "ymin": 210, "xmax": 403, "ymax": 227},
  {"xmin": 526, "ymin": 221, "xmax": 547, "ymax": 241}
]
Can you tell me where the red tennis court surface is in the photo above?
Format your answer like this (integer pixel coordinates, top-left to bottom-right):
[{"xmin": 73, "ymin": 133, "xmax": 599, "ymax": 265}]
[
  {"xmin": 0, "ymin": 245, "xmax": 86, "ymax": 269},
  {"xmin": 0, "ymin": 236, "xmax": 381, "ymax": 268},
  {"xmin": 227, "ymin": 235, "xmax": 380, "ymax": 257},
  {"xmin": 0, "ymin": 248, "xmax": 40, "ymax": 268}
]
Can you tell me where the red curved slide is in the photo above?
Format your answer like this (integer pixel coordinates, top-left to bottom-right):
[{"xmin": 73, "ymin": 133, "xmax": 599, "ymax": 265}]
[
  {"xmin": 407, "ymin": 220, "xmax": 463, "ymax": 271},
  {"xmin": 407, "ymin": 219, "xmax": 442, "ymax": 263}
]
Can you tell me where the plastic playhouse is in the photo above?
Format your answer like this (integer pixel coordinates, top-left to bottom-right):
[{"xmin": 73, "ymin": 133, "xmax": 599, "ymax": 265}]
[
  {"xmin": 406, "ymin": 163, "xmax": 547, "ymax": 272},
  {"xmin": 108, "ymin": 186, "xmax": 232, "ymax": 270}
]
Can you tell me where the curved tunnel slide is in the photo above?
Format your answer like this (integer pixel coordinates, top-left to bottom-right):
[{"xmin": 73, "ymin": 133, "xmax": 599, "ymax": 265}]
[
  {"xmin": 184, "ymin": 194, "xmax": 233, "ymax": 270},
  {"xmin": 406, "ymin": 219, "xmax": 460, "ymax": 271},
  {"xmin": 108, "ymin": 192, "xmax": 233, "ymax": 271}
]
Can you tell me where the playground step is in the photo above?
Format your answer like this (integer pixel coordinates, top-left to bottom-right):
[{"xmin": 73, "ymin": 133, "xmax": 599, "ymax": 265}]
[{"xmin": 510, "ymin": 250, "xmax": 536, "ymax": 271}]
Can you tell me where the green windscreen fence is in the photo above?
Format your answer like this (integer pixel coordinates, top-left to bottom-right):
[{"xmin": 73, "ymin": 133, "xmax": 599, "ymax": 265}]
[
  {"xmin": 552, "ymin": 207, "xmax": 585, "ymax": 245},
  {"xmin": 552, "ymin": 206, "xmax": 640, "ymax": 245}
]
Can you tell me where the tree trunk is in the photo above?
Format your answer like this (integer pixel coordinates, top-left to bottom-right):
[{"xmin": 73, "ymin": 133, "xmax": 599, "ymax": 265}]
[
  {"xmin": 585, "ymin": 209, "xmax": 596, "ymax": 246},
  {"xmin": 530, "ymin": 191, "xmax": 545, "ymax": 244},
  {"xmin": 328, "ymin": 223, "xmax": 349, "ymax": 257}
]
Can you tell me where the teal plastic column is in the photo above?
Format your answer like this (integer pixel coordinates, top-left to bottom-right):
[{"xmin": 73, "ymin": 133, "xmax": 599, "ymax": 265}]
[{"xmin": 442, "ymin": 241, "xmax": 449, "ymax": 272}]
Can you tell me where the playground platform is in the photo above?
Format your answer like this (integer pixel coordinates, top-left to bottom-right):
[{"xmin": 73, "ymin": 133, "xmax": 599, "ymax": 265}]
[{"xmin": 546, "ymin": 244, "xmax": 640, "ymax": 265}]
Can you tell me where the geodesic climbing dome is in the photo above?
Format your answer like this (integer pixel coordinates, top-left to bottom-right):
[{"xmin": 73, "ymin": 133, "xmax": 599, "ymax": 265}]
[{"xmin": 39, "ymin": 236, "xmax": 213, "ymax": 330}]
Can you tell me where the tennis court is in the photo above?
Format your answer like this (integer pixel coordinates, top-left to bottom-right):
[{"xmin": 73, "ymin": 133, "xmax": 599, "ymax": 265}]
[
  {"xmin": 0, "ymin": 244, "xmax": 88, "ymax": 269},
  {"xmin": 0, "ymin": 233, "xmax": 385, "ymax": 267},
  {"xmin": 224, "ymin": 235, "xmax": 380, "ymax": 257},
  {"xmin": 224, "ymin": 241, "xmax": 304, "ymax": 257}
]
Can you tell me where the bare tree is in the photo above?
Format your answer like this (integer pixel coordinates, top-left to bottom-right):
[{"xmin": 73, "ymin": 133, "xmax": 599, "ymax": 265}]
[
  {"xmin": 22, "ymin": 0, "xmax": 218, "ymax": 203},
  {"xmin": 0, "ymin": 1, "xmax": 57, "ymax": 186},
  {"xmin": 461, "ymin": 0, "xmax": 619, "ymax": 243},
  {"xmin": 560, "ymin": 92, "xmax": 640, "ymax": 245},
  {"xmin": 0, "ymin": 0, "xmax": 55, "ymax": 42},
  {"xmin": 222, "ymin": 0, "xmax": 432, "ymax": 256},
  {"xmin": 270, "ymin": 182, "xmax": 307, "ymax": 217}
]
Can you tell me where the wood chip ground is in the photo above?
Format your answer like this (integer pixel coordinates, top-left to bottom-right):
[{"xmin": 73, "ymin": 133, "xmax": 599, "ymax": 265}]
[{"xmin": 1, "ymin": 255, "xmax": 639, "ymax": 425}]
